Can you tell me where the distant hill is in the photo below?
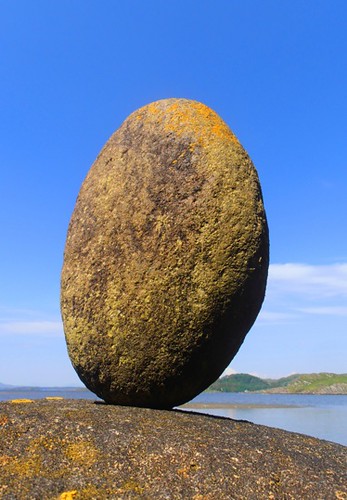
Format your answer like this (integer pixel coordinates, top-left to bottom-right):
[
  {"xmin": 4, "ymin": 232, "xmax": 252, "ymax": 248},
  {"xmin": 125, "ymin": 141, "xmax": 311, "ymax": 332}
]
[
  {"xmin": 0, "ymin": 382, "xmax": 14, "ymax": 389},
  {"xmin": 0, "ymin": 383, "xmax": 86, "ymax": 391},
  {"xmin": 2, "ymin": 373, "xmax": 347, "ymax": 394},
  {"xmin": 208, "ymin": 373, "xmax": 347, "ymax": 394}
]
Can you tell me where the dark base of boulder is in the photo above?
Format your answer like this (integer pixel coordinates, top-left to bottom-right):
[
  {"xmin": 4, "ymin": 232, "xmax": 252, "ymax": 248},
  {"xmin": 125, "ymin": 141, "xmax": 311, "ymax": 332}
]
[{"xmin": 0, "ymin": 399, "xmax": 346, "ymax": 499}]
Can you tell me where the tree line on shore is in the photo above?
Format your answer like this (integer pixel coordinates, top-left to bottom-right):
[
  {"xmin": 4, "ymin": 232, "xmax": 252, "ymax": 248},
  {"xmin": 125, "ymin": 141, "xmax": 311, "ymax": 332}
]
[{"xmin": 207, "ymin": 372, "xmax": 347, "ymax": 394}]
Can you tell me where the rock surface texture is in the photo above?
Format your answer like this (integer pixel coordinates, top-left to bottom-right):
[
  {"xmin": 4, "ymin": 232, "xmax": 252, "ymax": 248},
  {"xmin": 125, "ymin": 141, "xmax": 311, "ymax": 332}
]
[
  {"xmin": 61, "ymin": 98, "xmax": 269, "ymax": 408},
  {"xmin": 0, "ymin": 400, "xmax": 346, "ymax": 499}
]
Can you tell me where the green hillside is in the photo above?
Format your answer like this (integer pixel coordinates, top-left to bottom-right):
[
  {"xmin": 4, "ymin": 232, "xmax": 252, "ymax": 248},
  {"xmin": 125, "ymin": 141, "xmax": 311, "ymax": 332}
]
[
  {"xmin": 279, "ymin": 373, "xmax": 347, "ymax": 394},
  {"xmin": 208, "ymin": 373, "xmax": 347, "ymax": 394},
  {"xmin": 208, "ymin": 373, "xmax": 269, "ymax": 392}
]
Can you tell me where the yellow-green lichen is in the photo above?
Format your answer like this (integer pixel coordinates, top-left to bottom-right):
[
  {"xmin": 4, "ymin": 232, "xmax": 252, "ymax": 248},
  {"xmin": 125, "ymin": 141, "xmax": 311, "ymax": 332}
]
[
  {"xmin": 65, "ymin": 441, "xmax": 99, "ymax": 467},
  {"xmin": 59, "ymin": 491, "xmax": 78, "ymax": 500},
  {"xmin": 10, "ymin": 399, "xmax": 34, "ymax": 404}
]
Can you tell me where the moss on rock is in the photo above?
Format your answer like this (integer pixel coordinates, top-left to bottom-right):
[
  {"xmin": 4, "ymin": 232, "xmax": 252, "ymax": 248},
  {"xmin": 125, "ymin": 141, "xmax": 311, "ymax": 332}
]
[{"xmin": 61, "ymin": 98, "xmax": 269, "ymax": 408}]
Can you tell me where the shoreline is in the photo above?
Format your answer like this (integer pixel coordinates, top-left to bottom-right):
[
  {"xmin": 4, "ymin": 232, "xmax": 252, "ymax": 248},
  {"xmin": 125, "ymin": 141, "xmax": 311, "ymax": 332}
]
[{"xmin": 181, "ymin": 402, "xmax": 302, "ymax": 409}]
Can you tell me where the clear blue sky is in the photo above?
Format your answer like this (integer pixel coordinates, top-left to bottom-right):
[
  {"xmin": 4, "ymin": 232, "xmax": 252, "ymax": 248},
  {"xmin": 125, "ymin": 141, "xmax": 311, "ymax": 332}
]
[{"xmin": 1, "ymin": 1, "xmax": 346, "ymax": 386}]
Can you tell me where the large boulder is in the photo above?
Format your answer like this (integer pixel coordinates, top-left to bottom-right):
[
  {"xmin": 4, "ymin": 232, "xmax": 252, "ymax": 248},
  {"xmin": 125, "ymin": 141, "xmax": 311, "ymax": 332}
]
[
  {"xmin": 61, "ymin": 98, "xmax": 269, "ymax": 408},
  {"xmin": 0, "ymin": 399, "xmax": 346, "ymax": 499}
]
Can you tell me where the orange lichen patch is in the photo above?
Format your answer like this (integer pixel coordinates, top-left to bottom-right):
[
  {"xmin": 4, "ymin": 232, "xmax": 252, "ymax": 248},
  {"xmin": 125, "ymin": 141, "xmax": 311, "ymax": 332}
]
[
  {"xmin": 45, "ymin": 396, "xmax": 64, "ymax": 400},
  {"xmin": 10, "ymin": 399, "xmax": 33, "ymax": 404},
  {"xmin": 177, "ymin": 461, "xmax": 201, "ymax": 478},
  {"xmin": 160, "ymin": 99, "xmax": 240, "ymax": 147},
  {"xmin": 335, "ymin": 491, "xmax": 347, "ymax": 500},
  {"xmin": 59, "ymin": 491, "xmax": 78, "ymax": 500},
  {"xmin": 145, "ymin": 102, "xmax": 161, "ymax": 115},
  {"xmin": 0, "ymin": 415, "xmax": 9, "ymax": 426},
  {"xmin": 136, "ymin": 99, "xmax": 240, "ymax": 150},
  {"xmin": 136, "ymin": 99, "xmax": 240, "ymax": 156},
  {"xmin": 0, "ymin": 455, "xmax": 11, "ymax": 466},
  {"xmin": 59, "ymin": 485, "xmax": 120, "ymax": 499},
  {"xmin": 177, "ymin": 466, "xmax": 189, "ymax": 478},
  {"xmin": 65, "ymin": 441, "xmax": 99, "ymax": 468},
  {"xmin": 211, "ymin": 122, "xmax": 239, "ymax": 144}
]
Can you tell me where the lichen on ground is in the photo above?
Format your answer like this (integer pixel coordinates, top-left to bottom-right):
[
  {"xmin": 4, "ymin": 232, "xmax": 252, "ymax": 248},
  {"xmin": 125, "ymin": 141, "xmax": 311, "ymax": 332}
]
[{"xmin": 0, "ymin": 399, "xmax": 345, "ymax": 499}]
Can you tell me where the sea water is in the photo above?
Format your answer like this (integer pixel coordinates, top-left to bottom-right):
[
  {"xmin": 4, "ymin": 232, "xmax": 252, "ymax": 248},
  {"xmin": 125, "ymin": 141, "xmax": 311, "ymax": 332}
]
[
  {"xmin": 1, "ymin": 388, "xmax": 346, "ymax": 447},
  {"xmin": 186, "ymin": 392, "xmax": 347, "ymax": 447}
]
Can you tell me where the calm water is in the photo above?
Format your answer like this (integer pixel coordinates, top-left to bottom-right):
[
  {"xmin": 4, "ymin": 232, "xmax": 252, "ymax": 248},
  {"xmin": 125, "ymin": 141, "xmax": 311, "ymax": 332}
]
[
  {"xmin": 186, "ymin": 392, "xmax": 347, "ymax": 447},
  {"xmin": 1, "ymin": 388, "xmax": 346, "ymax": 447}
]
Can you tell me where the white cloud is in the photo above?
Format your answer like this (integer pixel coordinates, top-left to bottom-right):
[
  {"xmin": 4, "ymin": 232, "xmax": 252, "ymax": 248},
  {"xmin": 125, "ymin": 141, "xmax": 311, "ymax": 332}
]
[
  {"xmin": 260, "ymin": 262, "xmax": 347, "ymax": 325},
  {"xmin": 268, "ymin": 263, "xmax": 347, "ymax": 298},
  {"xmin": 298, "ymin": 306, "xmax": 347, "ymax": 316},
  {"xmin": 257, "ymin": 310, "xmax": 299, "ymax": 324},
  {"xmin": 221, "ymin": 366, "xmax": 237, "ymax": 376},
  {"xmin": 0, "ymin": 306, "xmax": 48, "ymax": 322},
  {"xmin": 0, "ymin": 320, "xmax": 63, "ymax": 337}
]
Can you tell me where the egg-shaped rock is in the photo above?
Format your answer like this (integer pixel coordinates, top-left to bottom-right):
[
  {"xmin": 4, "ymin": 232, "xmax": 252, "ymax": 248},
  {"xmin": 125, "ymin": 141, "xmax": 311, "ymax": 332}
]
[{"xmin": 61, "ymin": 98, "xmax": 269, "ymax": 408}]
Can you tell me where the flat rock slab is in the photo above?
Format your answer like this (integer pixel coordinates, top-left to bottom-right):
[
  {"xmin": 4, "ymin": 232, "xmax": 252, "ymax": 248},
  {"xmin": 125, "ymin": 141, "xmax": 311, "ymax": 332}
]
[{"xmin": 0, "ymin": 399, "xmax": 346, "ymax": 499}]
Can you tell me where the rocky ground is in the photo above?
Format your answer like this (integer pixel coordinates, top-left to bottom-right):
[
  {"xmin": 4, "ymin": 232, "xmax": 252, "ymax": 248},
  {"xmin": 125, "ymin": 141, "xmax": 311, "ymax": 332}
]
[{"xmin": 0, "ymin": 399, "xmax": 346, "ymax": 499}]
